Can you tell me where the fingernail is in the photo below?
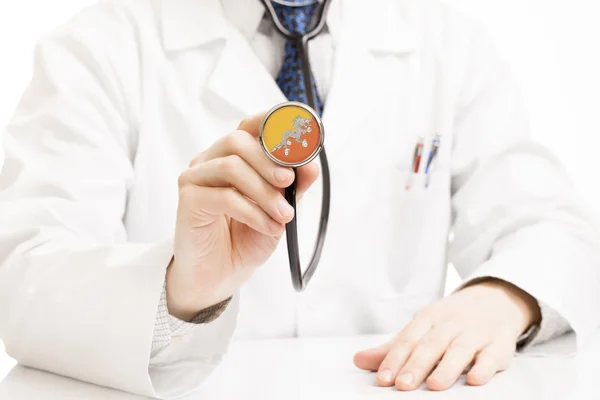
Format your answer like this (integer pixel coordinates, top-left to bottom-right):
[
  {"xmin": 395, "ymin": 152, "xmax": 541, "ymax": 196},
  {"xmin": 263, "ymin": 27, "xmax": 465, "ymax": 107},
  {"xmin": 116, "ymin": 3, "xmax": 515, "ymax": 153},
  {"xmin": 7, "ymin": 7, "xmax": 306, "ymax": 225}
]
[
  {"xmin": 274, "ymin": 168, "xmax": 293, "ymax": 182},
  {"xmin": 277, "ymin": 197, "xmax": 294, "ymax": 218},
  {"xmin": 398, "ymin": 373, "xmax": 414, "ymax": 386},
  {"xmin": 378, "ymin": 369, "xmax": 394, "ymax": 383}
]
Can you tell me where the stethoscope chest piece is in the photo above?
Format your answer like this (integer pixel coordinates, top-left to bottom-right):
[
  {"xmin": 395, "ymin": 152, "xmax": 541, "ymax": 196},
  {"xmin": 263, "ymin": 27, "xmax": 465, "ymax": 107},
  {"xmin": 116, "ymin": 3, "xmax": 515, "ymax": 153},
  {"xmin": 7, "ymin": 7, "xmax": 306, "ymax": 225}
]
[{"xmin": 259, "ymin": 102, "xmax": 324, "ymax": 168}]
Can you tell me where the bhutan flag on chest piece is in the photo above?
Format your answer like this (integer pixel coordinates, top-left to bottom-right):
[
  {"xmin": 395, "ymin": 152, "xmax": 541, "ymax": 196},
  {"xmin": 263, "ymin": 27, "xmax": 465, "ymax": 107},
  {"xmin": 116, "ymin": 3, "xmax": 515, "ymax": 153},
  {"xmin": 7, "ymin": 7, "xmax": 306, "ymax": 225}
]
[{"xmin": 260, "ymin": 102, "xmax": 323, "ymax": 167}]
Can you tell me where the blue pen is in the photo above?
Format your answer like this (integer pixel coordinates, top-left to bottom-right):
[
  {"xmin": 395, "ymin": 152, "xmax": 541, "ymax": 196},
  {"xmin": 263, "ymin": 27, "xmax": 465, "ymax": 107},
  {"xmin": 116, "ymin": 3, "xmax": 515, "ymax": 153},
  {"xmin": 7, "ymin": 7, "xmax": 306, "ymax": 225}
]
[{"xmin": 424, "ymin": 134, "xmax": 441, "ymax": 188}]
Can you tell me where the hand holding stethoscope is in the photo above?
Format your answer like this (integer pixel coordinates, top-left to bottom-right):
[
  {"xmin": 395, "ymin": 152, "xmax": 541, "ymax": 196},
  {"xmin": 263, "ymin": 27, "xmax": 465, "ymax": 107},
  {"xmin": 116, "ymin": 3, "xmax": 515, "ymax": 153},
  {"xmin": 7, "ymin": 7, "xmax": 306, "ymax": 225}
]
[{"xmin": 168, "ymin": 0, "xmax": 330, "ymax": 316}]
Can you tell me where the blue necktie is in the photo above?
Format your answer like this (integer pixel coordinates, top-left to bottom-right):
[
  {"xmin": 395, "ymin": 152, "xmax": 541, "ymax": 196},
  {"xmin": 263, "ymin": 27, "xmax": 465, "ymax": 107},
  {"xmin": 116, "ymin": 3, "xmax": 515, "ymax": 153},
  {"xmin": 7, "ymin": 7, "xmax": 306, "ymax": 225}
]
[{"xmin": 272, "ymin": 1, "xmax": 324, "ymax": 116}]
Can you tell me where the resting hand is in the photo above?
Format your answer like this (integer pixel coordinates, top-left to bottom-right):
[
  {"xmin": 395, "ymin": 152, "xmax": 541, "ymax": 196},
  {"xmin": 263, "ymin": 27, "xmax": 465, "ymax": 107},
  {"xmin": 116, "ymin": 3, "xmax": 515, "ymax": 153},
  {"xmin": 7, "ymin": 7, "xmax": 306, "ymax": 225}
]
[
  {"xmin": 167, "ymin": 112, "xmax": 319, "ymax": 321},
  {"xmin": 353, "ymin": 279, "xmax": 541, "ymax": 391}
]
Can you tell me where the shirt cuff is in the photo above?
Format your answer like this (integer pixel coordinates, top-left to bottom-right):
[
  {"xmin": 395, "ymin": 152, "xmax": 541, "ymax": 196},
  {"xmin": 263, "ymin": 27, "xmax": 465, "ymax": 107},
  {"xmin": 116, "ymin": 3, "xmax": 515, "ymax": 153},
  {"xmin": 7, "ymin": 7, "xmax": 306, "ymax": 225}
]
[
  {"xmin": 151, "ymin": 281, "xmax": 232, "ymax": 355},
  {"xmin": 518, "ymin": 301, "xmax": 571, "ymax": 349},
  {"xmin": 458, "ymin": 276, "xmax": 572, "ymax": 350}
]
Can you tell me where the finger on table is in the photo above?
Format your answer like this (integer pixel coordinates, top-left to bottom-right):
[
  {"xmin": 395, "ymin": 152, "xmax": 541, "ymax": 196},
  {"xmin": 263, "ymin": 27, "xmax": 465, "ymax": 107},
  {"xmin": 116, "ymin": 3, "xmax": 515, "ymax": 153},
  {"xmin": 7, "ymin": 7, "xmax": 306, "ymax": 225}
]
[
  {"xmin": 426, "ymin": 332, "xmax": 486, "ymax": 391},
  {"xmin": 466, "ymin": 341, "xmax": 514, "ymax": 386},
  {"xmin": 394, "ymin": 322, "xmax": 463, "ymax": 391},
  {"xmin": 374, "ymin": 319, "xmax": 433, "ymax": 387}
]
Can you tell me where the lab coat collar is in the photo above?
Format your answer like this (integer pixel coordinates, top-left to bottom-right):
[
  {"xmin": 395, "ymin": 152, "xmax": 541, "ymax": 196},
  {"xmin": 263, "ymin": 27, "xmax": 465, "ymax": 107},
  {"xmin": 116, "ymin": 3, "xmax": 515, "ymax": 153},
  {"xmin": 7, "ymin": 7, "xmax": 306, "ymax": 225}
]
[
  {"xmin": 160, "ymin": 0, "xmax": 230, "ymax": 51},
  {"xmin": 159, "ymin": 0, "xmax": 417, "ymax": 54},
  {"xmin": 220, "ymin": 0, "xmax": 265, "ymax": 42}
]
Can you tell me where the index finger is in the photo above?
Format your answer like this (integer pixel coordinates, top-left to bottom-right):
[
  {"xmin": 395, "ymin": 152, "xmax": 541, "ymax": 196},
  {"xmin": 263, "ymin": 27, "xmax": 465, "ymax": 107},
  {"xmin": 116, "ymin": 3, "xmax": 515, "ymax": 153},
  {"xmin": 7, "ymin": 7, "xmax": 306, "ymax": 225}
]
[{"xmin": 375, "ymin": 318, "xmax": 432, "ymax": 386}]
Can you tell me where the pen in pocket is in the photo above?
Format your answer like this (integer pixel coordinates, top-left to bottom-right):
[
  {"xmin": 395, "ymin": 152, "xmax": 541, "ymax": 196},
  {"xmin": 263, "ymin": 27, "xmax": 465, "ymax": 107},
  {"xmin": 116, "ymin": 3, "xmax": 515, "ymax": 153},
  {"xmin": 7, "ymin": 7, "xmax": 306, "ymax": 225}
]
[
  {"xmin": 424, "ymin": 133, "xmax": 441, "ymax": 189},
  {"xmin": 405, "ymin": 136, "xmax": 424, "ymax": 191}
]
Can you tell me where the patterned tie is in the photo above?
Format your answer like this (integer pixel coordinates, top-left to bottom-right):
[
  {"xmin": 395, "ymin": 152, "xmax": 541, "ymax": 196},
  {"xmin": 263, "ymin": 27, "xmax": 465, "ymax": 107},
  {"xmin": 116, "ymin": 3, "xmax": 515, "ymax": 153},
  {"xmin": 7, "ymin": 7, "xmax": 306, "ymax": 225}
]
[{"xmin": 272, "ymin": 1, "xmax": 325, "ymax": 116}]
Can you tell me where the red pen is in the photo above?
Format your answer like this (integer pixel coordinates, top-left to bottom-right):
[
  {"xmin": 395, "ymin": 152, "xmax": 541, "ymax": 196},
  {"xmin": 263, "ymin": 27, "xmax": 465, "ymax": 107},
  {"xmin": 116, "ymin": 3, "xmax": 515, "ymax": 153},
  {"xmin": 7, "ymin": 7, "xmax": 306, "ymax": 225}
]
[{"xmin": 405, "ymin": 136, "xmax": 424, "ymax": 190}]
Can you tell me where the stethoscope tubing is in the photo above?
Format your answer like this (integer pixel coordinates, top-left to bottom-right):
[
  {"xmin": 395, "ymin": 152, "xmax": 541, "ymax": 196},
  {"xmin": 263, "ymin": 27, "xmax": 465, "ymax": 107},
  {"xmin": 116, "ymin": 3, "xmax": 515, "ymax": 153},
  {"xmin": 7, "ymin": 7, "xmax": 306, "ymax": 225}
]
[{"xmin": 260, "ymin": 0, "xmax": 332, "ymax": 291}]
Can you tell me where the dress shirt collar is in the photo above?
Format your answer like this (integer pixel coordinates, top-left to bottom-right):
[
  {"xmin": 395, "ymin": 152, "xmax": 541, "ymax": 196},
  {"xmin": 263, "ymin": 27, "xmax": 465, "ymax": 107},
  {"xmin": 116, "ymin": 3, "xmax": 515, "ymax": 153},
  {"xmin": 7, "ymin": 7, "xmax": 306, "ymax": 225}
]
[{"xmin": 160, "ymin": 0, "xmax": 417, "ymax": 54}]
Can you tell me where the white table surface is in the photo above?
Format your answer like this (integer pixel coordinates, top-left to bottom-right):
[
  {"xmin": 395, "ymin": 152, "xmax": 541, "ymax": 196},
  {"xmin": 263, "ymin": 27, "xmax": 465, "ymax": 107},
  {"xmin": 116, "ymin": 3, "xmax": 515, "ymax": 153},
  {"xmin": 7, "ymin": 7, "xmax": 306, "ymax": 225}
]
[{"xmin": 0, "ymin": 332, "xmax": 595, "ymax": 400}]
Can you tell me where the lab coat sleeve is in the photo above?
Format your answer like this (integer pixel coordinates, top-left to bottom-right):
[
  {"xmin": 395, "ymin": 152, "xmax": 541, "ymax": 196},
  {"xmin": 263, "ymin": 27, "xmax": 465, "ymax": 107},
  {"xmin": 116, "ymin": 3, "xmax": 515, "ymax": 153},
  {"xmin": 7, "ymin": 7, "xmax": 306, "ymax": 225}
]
[
  {"xmin": 448, "ymin": 23, "xmax": 600, "ymax": 348},
  {"xmin": 0, "ymin": 6, "xmax": 237, "ymax": 399}
]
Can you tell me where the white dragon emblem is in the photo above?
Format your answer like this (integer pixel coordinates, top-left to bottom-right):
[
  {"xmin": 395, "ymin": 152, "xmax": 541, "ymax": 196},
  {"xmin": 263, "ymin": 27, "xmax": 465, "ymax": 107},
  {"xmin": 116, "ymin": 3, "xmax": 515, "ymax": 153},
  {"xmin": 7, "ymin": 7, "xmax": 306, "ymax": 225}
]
[{"xmin": 271, "ymin": 116, "xmax": 312, "ymax": 156}]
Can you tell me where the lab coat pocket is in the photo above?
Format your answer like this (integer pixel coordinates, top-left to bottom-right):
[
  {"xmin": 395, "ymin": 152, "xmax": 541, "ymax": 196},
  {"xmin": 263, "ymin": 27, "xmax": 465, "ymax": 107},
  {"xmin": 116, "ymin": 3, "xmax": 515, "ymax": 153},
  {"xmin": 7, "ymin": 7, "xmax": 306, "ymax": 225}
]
[
  {"xmin": 327, "ymin": 125, "xmax": 448, "ymax": 302},
  {"xmin": 337, "ymin": 131, "xmax": 439, "ymax": 300},
  {"xmin": 372, "ymin": 176, "xmax": 440, "ymax": 300},
  {"xmin": 372, "ymin": 127, "xmax": 451, "ymax": 301}
]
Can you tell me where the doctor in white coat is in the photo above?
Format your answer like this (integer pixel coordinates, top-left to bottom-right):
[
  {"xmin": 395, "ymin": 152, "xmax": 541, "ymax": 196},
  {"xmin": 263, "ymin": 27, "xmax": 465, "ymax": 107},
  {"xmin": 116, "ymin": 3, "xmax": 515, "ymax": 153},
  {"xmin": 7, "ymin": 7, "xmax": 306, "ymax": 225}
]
[{"xmin": 1, "ymin": 0, "xmax": 599, "ymax": 398}]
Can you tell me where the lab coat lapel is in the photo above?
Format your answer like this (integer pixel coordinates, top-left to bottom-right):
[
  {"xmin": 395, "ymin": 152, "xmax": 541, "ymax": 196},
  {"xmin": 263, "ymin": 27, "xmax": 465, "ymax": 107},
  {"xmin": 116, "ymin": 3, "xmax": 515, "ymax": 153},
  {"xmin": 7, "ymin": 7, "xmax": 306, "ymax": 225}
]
[
  {"xmin": 161, "ymin": 0, "xmax": 285, "ymax": 119},
  {"xmin": 160, "ymin": 0, "xmax": 419, "ymax": 140},
  {"xmin": 205, "ymin": 32, "xmax": 287, "ymax": 118}
]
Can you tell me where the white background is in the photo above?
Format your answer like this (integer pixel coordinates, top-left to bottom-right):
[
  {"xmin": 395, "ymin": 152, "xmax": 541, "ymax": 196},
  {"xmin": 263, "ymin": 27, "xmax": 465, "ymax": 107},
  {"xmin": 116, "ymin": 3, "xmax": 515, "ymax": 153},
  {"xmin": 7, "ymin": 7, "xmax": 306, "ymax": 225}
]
[
  {"xmin": 1, "ymin": 0, "xmax": 599, "ymax": 209},
  {"xmin": 0, "ymin": 0, "xmax": 599, "ymax": 362}
]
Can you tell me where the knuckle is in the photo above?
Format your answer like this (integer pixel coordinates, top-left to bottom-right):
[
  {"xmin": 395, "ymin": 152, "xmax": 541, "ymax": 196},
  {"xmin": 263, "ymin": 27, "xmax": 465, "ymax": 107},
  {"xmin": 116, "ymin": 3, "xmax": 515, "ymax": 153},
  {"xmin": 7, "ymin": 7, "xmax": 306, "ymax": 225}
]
[
  {"xmin": 221, "ymin": 131, "xmax": 240, "ymax": 152},
  {"xmin": 177, "ymin": 169, "xmax": 192, "ymax": 188},
  {"xmin": 226, "ymin": 130, "xmax": 247, "ymax": 152},
  {"xmin": 177, "ymin": 179, "xmax": 197, "ymax": 202},
  {"xmin": 219, "ymin": 154, "xmax": 243, "ymax": 174},
  {"xmin": 239, "ymin": 116, "xmax": 253, "ymax": 128},
  {"xmin": 188, "ymin": 152, "xmax": 204, "ymax": 168}
]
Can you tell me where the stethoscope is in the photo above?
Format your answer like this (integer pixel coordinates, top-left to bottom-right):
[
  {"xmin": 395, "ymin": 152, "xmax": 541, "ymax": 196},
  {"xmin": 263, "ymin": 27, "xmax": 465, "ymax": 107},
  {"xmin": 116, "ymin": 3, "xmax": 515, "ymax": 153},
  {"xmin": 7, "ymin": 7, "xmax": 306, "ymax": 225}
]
[{"xmin": 258, "ymin": 0, "xmax": 332, "ymax": 291}]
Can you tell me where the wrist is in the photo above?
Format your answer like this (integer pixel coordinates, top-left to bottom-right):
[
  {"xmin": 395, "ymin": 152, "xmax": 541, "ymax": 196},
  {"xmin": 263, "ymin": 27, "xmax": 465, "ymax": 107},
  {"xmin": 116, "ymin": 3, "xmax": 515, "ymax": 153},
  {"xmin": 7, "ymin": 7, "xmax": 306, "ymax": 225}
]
[
  {"xmin": 166, "ymin": 257, "xmax": 229, "ymax": 321},
  {"xmin": 465, "ymin": 278, "xmax": 542, "ymax": 336}
]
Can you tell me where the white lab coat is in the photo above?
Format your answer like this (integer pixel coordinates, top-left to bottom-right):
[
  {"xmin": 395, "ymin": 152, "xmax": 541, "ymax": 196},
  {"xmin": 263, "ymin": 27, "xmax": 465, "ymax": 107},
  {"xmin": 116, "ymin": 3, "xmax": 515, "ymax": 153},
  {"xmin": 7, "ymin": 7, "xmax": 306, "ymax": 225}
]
[{"xmin": 1, "ymin": 0, "xmax": 599, "ymax": 398}]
